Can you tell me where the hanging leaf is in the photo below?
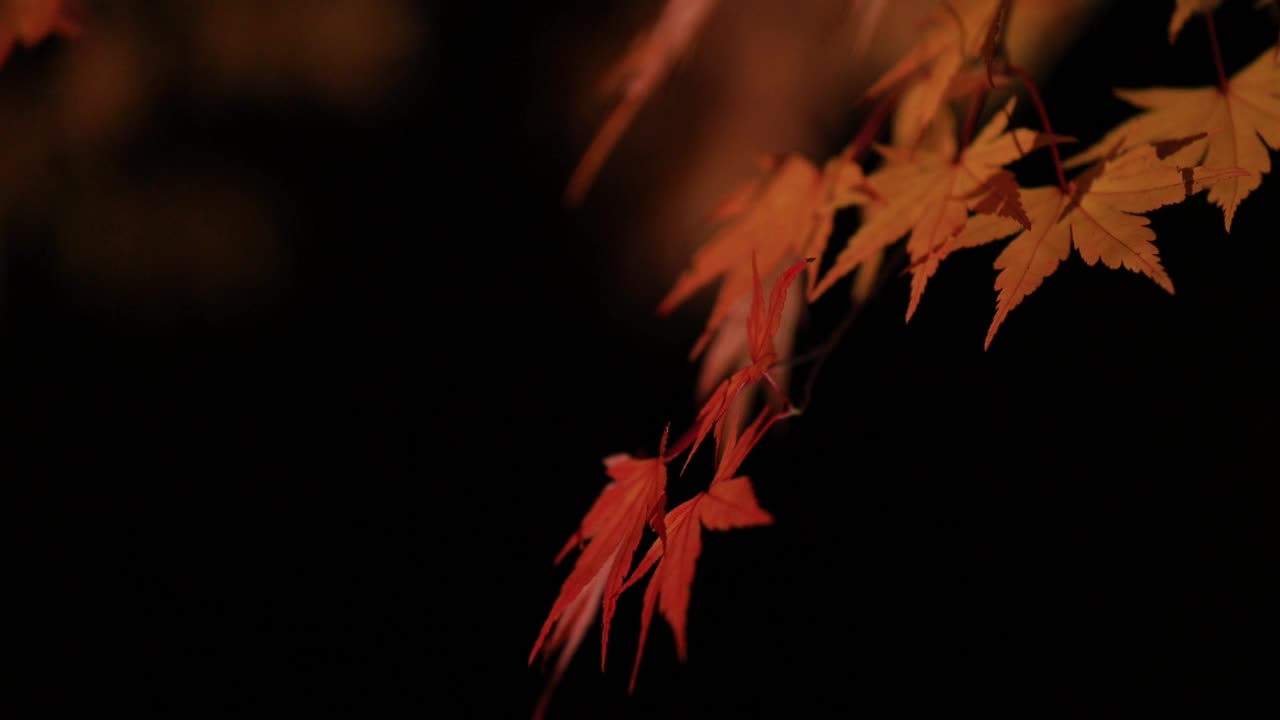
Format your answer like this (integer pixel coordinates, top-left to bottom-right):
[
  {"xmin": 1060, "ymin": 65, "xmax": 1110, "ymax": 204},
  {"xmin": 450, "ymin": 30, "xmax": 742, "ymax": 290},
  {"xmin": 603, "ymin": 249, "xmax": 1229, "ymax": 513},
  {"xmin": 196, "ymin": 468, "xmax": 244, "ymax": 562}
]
[
  {"xmin": 622, "ymin": 409, "xmax": 780, "ymax": 693},
  {"xmin": 1063, "ymin": 46, "xmax": 1280, "ymax": 231},
  {"xmin": 957, "ymin": 137, "xmax": 1247, "ymax": 348}
]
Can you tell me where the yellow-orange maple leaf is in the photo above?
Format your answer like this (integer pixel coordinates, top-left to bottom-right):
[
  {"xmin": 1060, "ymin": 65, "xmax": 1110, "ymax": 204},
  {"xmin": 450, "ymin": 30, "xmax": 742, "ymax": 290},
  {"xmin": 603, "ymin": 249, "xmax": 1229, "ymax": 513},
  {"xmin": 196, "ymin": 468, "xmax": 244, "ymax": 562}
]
[
  {"xmin": 659, "ymin": 156, "xmax": 863, "ymax": 359},
  {"xmin": 810, "ymin": 99, "xmax": 1068, "ymax": 321},
  {"xmin": 955, "ymin": 137, "xmax": 1248, "ymax": 349},
  {"xmin": 0, "ymin": 0, "xmax": 78, "ymax": 67},
  {"xmin": 862, "ymin": 0, "xmax": 1005, "ymax": 148},
  {"xmin": 966, "ymin": 169, "xmax": 1031, "ymax": 228},
  {"xmin": 530, "ymin": 428, "xmax": 670, "ymax": 671},
  {"xmin": 622, "ymin": 408, "xmax": 779, "ymax": 693},
  {"xmin": 1063, "ymin": 46, "xmax": 1280, "ymax": 231}
]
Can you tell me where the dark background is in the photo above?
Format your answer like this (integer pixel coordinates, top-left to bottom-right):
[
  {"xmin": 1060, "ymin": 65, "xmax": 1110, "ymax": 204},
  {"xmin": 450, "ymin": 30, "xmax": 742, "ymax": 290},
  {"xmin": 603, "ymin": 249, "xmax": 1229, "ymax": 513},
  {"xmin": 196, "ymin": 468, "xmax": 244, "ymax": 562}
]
[{"xmin": 6, "ymin": 1, "xmax": 1279, "ymax": 716}]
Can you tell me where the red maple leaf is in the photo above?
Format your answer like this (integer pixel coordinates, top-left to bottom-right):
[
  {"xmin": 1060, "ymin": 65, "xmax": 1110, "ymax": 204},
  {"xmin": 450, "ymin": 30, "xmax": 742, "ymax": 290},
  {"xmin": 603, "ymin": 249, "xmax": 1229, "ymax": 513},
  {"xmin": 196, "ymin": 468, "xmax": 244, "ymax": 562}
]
[
  {"xmin": 674, "ymin": 256, "xmax": 806, "ymax": 473},
  {"xmin": 529, "ymin": 427, "xmax": 671, "ymax": 671},
  {"xmin": 622, "ymin": 408, "xmax": 781, "ymax": 692},
  {"xmin": 530, "ymin": 553, "xmax": 611, "ymax": 720}
]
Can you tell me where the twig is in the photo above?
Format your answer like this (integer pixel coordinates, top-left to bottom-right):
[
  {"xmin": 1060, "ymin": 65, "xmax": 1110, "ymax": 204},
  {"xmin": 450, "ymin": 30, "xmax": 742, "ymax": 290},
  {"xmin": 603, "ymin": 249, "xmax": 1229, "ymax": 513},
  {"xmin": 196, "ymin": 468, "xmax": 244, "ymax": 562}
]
[
  {"xmin": 793, "ymin": 247, "xmax": 907, "ymax": 415},
  {"xmin": 1009, "ymin": 64, "xmax": 1069, "ymax": 193},
  {"xmin": 1205, "ymin": 12, "xmax": 1229, "ymax": 92}
]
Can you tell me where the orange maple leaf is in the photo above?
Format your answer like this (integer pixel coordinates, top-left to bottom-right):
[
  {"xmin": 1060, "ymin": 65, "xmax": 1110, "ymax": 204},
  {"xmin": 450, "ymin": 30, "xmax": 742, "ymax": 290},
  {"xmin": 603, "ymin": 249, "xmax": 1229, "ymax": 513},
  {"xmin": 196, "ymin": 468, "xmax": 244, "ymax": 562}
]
[
  {"xmin": 809, "ymin": 98, "xmax": 1069, "ymax": 322},
  {"xmin": 840, "ymin": 70, "xmax": 988, "ymax": 307},
  {"xmin": 0, "ymin": 0, "xmax": 78, "ymax": 67},
  {"xmin": 977, "ymin": 0, "xmax": 1012, "ymax": 82},
  {"xmin": 1063, "ymin": 46, "xmax": 1280, "ymax": 231},
  {"xmin": 889, "ymin": 63, "xmax": 1012, "ymax": 158},
  {"xmin": 965, "ymin": 169, "xmax": 1031, "ymax": 228},
  {"xmin": 677, "ymin": 257, "xmax": 806, "ymax": 473},
  {"xmin": 530, "ymin": 428, "xmax": 671, "ymax": 671},
  {"xmin": 952, "ymin": 136, "xmax": 1248, "ymax": 349},
  {"xmin": 622, "ymin": 408, "xmax": 780, "ymax": 693},
  {"xmin": 659, "ymin": 156, "xmax": 863, "ymax": 359},
  {"xmin": 861, "ymin": 0, "xmax": 1006, "ymax": 148},
  {"xmin": 564, "ymin": 0, "xmax": 719, "ymax": 206}
]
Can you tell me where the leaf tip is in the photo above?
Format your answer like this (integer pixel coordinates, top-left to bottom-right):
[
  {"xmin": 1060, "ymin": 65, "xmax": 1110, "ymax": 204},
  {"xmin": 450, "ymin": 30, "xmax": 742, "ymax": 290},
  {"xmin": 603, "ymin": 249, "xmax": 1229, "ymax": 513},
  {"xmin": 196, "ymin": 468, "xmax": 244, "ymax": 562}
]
[
  {"xmin": 983, "ymin": 314, "xmax": 1003, "ymax": 351},
  {"xmin": 807, "ymin": 275, "xmax": 832, "ymax": 303},
  {"xmin": 689, "ymin": 330, "xmax": 713, "ymax": 361},
  {"xmin": 655, "ymin": 300, "xmax": 676, "ymax": 317}
]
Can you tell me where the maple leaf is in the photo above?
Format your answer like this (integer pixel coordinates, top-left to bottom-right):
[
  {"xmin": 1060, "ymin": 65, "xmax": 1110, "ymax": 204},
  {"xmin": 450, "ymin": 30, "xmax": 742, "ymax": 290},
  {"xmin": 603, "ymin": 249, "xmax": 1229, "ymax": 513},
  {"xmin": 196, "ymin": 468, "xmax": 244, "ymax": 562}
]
[
  {"xmin": 889, "ymin": 62, "xmax": 1012, "ymax": 159},
  {"xmin": 951, "ymin": 136, "xmax": 1248, "ymax": 349},
  {"xmin": 965, "ymin": 169, "xmax": 1032, "ymax": 228},
  {"xmin": 530, "ymin": 428, "xmax": 671, "ymax": 671},
  {"xmin": 803, "ymin": 155, "xmax": 873, "ymax": 291},
  {"xmin": 882, "ymin": 65, "xmax": 997, "ymax": 168},
  {"xmin": 0, "ymin": 0, "xmax": 79, "ymax": 67},
  {"xmin": 1169, "ymin": 0, "xmax": 1223, "ymax": 44},
  {"xmin": 659, "ymin": 156, "xmax": 862, "ymax": 359},
  {"xmin": 693, "ymin": 265, "xmax": 802, "ymax": 434},
  {"xmin": 1063, "ymin": 46, "xmax": 1280, "ymax": 231},
  {"xmin": 704, "ymin": 155, "xmax": 778, "ymax": 223},
  {"xmin": 861, "ymin": 0, "xmax": 1006, "ymax": 148},
  {"xmin": 809, "ymin": 98, "xmax": 1070, "ymax": 322},
  {"xmin": 531, "ymin": 555, "xmax": 611, "ymax": 720},
  {"xmin": 622, "ymin": 408, "xmax": 780, "ymax": 693},
  {"xmin": 977, "ymin": 0, "xmax": 1012, "ymax": 84},
  {"xmin": 840, "ymin": 75, "xmax": 976, "ymax": 301},
  {"xmin": 677, "ymin": 257, "xmax": 806, "ymax": 473},
  {"xmin": 564, "ymin": 0, "xmax": 719, "ymax": 206}
]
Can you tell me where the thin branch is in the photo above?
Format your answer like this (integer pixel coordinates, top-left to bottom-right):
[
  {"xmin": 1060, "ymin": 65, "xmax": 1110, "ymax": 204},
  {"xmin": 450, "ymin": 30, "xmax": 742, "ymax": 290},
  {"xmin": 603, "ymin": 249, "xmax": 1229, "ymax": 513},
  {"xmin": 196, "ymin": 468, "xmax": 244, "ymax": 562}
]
[
  {"xmin": 1009, "ymin": 64, "xmax": 1069, "ymax": 193},
  {"xmin": 1205, "ymin": 12, "xmax": 1229, "ymax": 92},
  {"xmin": 793, "ymin": 304, "xmax": 862, "ymax": 415},
  {"xmin": 792, "ymin": 247, "xmax": 907, "ymax": 415}
]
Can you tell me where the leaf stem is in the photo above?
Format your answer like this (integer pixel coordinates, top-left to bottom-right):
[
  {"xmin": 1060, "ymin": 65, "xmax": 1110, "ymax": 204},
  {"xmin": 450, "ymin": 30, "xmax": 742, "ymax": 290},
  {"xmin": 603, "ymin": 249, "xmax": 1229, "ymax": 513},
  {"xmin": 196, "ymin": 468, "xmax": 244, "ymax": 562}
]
[
  {"xmin": 1205, "ymin": 12, "xmax": 1229, "ymax": 93},
  {"xmin": 792, "ymin": 246, "xmax": 907, "ymax": 415},
  {"xmin": 793, "ymin": 304, "xmax": 861, "ymax": 415},
  {"xmin": 1009, "ymin": 64, "xmax": 1068, "ymax": 193}
]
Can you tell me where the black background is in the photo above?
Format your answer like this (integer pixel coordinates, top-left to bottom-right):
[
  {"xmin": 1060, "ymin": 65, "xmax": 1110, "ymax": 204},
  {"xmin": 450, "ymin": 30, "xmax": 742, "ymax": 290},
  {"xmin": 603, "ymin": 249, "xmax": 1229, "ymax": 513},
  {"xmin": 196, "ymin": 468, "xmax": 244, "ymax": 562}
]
[{"xmin": 7, "ymin": 1, "xmax": 1279, "ymax": 716}]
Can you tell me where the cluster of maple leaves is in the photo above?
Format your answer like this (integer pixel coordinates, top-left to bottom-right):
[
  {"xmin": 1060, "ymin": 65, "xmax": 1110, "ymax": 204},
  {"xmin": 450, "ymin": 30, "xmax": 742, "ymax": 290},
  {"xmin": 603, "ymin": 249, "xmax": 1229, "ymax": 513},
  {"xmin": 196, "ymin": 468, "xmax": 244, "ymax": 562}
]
[{"xmin": 534, "ymin": 0, "xmax": 1278, "ymax": 715}]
